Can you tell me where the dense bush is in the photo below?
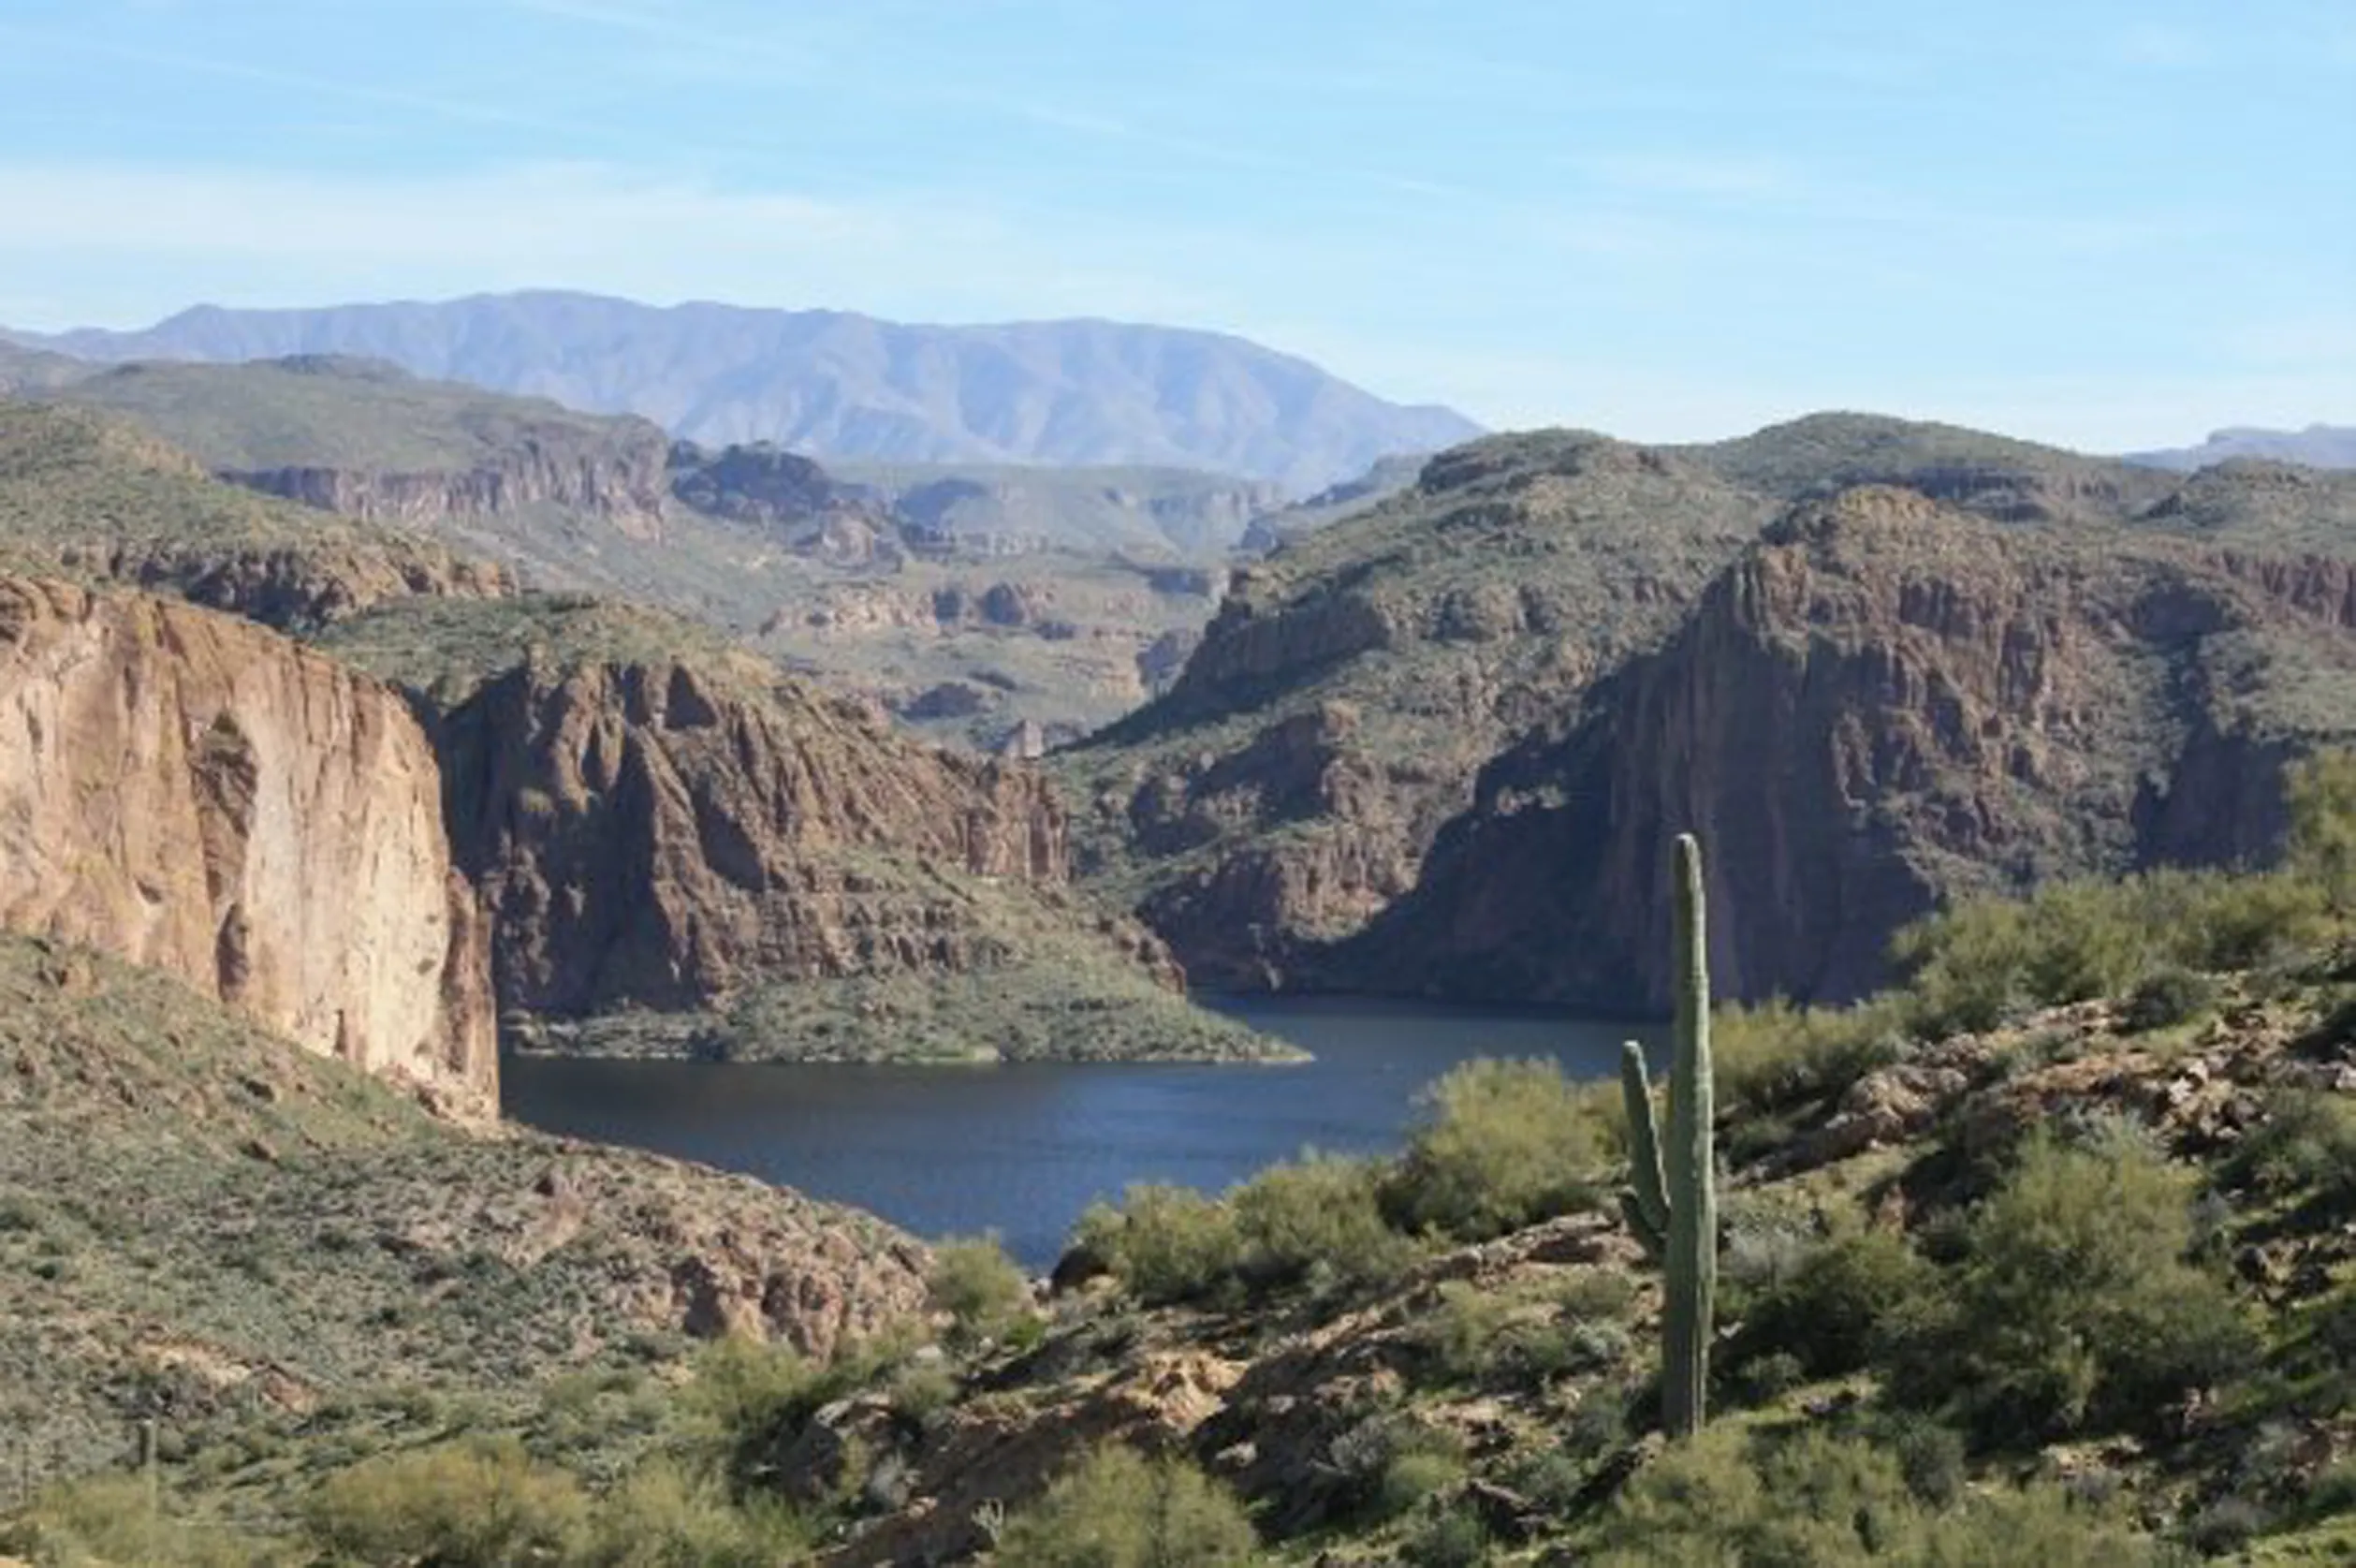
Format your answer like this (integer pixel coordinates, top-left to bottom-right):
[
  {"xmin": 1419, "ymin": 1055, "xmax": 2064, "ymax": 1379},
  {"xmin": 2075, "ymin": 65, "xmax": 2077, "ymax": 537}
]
[
  {"xmin": 1382, "ymin": 1058, "xmax": 1610, "ymax": 1240},
  {"xmin": 304, "ymin": 1438, "xmax": 593, "ymax": 1567},
  {"xmin": 1231, "ymin": 1151, "xmax": 1413, "ymax": 1292},
  {"xmin": 1729, "ymin": 1220, "xmax": 1934, "ymax": 1382},
  {"xmin": 584, "ymin": 1461, "xmax": 808, "ymax": 1567},
  {"xmin": 1071, "ymin": 1185, "xmax": 1246, "ymax": 1306},
  {"xmin": 1411, "ymin": 1277, "xmax": 1621, "ymax": 1389},
  {"xmin": 2222, "ymin": 1089, "xmax": 2356, "ymax": 1215},
  {"xmin": 684, "ymin": 1327, "xmax": 920, "ymax": 1488},
  {"xmin": 1713, "ymin": 997, "xmax": 1907, "ymax": 1120},
  {"xmin": 992, "ymin": 1443, "xmax": 1262, "ymax": 1567},
  {"xmin": 1893, "ymin": 867, "xmax": 2334, "ymax": 1040},
  {"xmin": 1885, "ymin": 1127, "xmax": 2260, "ymax": 1442},
  {"xmin": 926, "ymin": 1233, "xmax": 1034, "ymax": 1348},
  {"xmin": 0, "ymin": 1474, "xmax": 290, "ymax": 1567},
  {"xmin": 2120, "ymin": 965, "xmax": 2216, "ymax": 1033},
  {"xmin": 2288, "ymin": 747, "xmax": 2356, "ymax": 916},
  {"xmin": 1588, "ymin": 1426, "xmax": 2167, "ymax": 1566}
]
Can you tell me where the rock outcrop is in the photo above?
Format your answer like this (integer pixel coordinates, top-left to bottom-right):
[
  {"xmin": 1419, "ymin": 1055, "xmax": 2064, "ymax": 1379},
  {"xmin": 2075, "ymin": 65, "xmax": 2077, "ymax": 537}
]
[
  {"xmin": 1350, "ymin": 488, "xmax": 2356, "ymax": 1009},
  {"xmin": 0, "ymin": 575, "xmax": 496, "ymax": 1113},
  {"xmin": 229, "ymin": 436, "xmax": 667, "ymax": 540},
  {"xmin": 40, "ymin": 536, "xmax": 511, "ymax": 633},
  {"xmin": 434, "ymin": 651, "xmax": 1068, "ymax": 1016},
  {"xmin": 1060, "ymin": 431, "xmax": 1776, "ymax": 989},
  {"xmin": 314, "ymin": 594, "xmax": 1271, "ymax": 1062},
  {"xmin": 1070, "ymin": 417, "xmax": 2356, "ymax": 1003}
]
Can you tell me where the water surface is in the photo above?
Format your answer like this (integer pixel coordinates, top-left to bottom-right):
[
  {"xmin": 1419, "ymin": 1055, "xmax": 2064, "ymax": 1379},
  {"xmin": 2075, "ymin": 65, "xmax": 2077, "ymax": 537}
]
[{"xmin": 503, "ymin": 996, "xmax": 1641, "ymax": 1268}]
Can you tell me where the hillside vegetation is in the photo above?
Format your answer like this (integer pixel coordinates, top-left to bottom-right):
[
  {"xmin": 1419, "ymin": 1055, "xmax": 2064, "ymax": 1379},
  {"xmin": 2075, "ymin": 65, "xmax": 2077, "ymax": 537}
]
[
  {"xmin": 42, "ymin": 356, "xmax": 660, "ymax": 474},
  {"xmin": 0, "ymin": 399, "xmax": 505, "ymax": 627},
  {"xmin": 10, "ymin": 760, "xmax": 2356, "ymax": 1563}
]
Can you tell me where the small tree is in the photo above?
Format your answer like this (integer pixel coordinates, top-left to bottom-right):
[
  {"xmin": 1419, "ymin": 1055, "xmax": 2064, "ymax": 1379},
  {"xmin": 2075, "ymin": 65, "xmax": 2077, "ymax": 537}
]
[
  {"xmin": 993, "ymin": 1443, "xmax": 1262, "ymax": 1567},
  {"xmin": 2288, "ymin": 748, "xmax": 2356, "ymax": 916},
  {"xmin": 926, "ymin": 1233, "xmax": 1034, "ymax": 1349}
]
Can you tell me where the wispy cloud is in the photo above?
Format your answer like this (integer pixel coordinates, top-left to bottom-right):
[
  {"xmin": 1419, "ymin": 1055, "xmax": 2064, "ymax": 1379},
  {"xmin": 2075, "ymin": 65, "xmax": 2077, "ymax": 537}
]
[
  {"xmin": 0, "ymin": 22, "xmax": 605, "ymax": 139},
  {"xmin": 1571, "ymin": 152, "xmax": 1810, "ymax": 202},
  {"xmin": 2112, "ymin": 23, "xmax": 2214, "ymax": 68},
  {"xmin": 0, "ymin": 158, "xmax": 1244, "ymax": 331}
]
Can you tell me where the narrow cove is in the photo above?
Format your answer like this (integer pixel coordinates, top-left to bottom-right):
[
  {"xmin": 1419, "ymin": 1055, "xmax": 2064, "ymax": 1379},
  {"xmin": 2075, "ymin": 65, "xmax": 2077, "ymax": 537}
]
[{"xmin": 502, "ymin": 996, "xmax": 1644, "ymax": 1268}]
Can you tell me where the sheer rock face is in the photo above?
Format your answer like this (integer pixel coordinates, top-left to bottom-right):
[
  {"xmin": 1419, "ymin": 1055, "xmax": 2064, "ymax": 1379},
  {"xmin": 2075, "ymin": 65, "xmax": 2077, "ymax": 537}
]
[
  {"xmin": 1349, "ymin": 489, "xmax": 2356, "ymax": 1010},
  {"xmin": 435, "ymin": 655, "xmax": 1090, "ymax": 1017},
  {"xmin": 0, "ymin": 575, "xmax": 496, "ymax": 1114},
  {"xmin": 226, "ymin": 425, "xmax": 670, "ymax": 541}
]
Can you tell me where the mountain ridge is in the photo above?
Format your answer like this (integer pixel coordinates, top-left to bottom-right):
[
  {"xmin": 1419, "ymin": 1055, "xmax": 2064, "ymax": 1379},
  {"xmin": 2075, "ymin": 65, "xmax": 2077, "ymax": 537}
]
[{"xmin": 8, "ymin": 290, "xmax": 1484, "ymax": 492}]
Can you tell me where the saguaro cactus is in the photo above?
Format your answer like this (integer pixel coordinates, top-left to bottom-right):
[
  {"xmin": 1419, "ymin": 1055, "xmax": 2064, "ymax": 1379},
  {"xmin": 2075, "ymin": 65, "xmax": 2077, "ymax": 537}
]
[{"xmin": 1617, "ymin": 832, "xmax": 1718, "ymax": 1439}]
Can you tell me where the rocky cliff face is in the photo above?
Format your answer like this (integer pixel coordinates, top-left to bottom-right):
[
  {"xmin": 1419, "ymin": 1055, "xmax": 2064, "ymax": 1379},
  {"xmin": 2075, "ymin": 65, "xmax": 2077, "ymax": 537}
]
[
  {"xmin": 227, "ymin": 427, "xmax": 668, "ymax": 541},
  {"xmin": 0, "ymin": 575, "xmax": 496, "ymax": 1112},
  {"xmin": 1348, "ymin": 489, "xmax": 2356, "ymax": 1009},
  {"xmin": 1060, "ymin": 431, "xmax": 1776, "ymax": 989},
  {"xmin": 433, "ymin": 652, "xmax": 1074, "ymax": 1016},
  {"xmin": 1070, "ymin": 418, "xmax": 2356, "ymax": 1003}
]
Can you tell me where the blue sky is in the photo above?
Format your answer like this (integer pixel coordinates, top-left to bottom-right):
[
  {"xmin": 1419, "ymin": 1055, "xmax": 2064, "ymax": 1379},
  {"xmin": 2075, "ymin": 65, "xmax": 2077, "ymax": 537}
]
[{"xmin": 0, "ymin": 0, "xmax": 2349, "ymax": 448}]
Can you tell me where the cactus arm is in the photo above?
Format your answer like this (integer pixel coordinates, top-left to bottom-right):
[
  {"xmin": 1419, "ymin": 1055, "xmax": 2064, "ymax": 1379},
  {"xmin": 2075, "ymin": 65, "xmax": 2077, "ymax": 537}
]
[
  {"xmin": 1661, "ymin": 832, "xmax": 1718, "ymax": 1439},
  {"xmin": 1618, "ymin": 1042, "xmax": 1670, "ymax": 1260}
]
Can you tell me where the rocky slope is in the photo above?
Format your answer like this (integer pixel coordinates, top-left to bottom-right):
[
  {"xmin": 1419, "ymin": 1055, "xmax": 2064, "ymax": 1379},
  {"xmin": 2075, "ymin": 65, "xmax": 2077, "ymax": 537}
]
[
  {"xmin": 320, "ymin": 595, "xmax": 1284, "ymax": 1062},
  {"xmin": 771, "ymin": 954, "xmax": 2356, "ymax": 1566},
  {"xmin": 1059, "ymin": 431, "xmax": 1778, "ymax": 989},
  {"xmin": 1237, "ymin": 450, "xmax": 1427, "ymax": 554},
  {"xmin": 1348, "ymin": 487, "xmax": 2356, "ymax": 1010},
  {"xmin": 1068, "ymin": 415, "xmax": 2356, "ymax": 1002},
  {"xmin": 0, "ymin": 932, "xmax": 929, "ymax": 1487},
  {"xmin": 43, "ymin": 356, "xmax": 672, "ymax": 537},
  {"xmin": 19, "ymin": 291, "xmax": 1485, "ymax": 491},
  {"xmin": 0, "ymin": 400, "xmax": 509, "ymax": 630},
  {"xmin": 0, "ymin": 574, "xmax": 497, "ymax": 1115}
]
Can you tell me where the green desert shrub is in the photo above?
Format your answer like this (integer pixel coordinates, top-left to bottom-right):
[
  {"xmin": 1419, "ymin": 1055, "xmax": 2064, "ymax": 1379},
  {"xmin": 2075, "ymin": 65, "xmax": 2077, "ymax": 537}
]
[
  {"xmin": 992, "ymin": 1443, "xmax": 1262, "ymax": 1567},
  {"xmin": 1713, "ymin": 996, "xmax": 1907, "ymax": 1120},
  {"xmin": 1588, "ymin": 1426, "xmax": 2166, "ymax": 1566},
  {"xmin": 1588, "ymin": 1426, "xmax": 1923, "ymax": 1566},
  {"xmin": 1403, "ymin": 1503, "xmax": 1494, "ymax": 1567},
  {"xmin": 1, "ymin": 1473, "xmax": 291, "ymax": 1567},
  {"xmin": 304, "ymin": 1437, "xmax": 592, "ymax": 1567},
  {"xmin": 1912, "ymin": 1482, "xmax": 2173, "ymax": 1567},
  {"xmin": 926, "ymin": 1233, "xmax": 1034, "ymax": 1348},
  {"xmin": 1382, "ymin": 1058, "xmax": 1610, "ymax": 1241},
  {"xmin": 2288, "ymin": 746, "xmax": 2356, "ymax": 916},
  {"xmin": 2120, "ymin": 965, "xmax": 2216, "ymax": 1033},
  {"xmin": 1893, "ymin": 864, "xmax": 2333, "ymax": 1041},
  {"xmin": 584, "ymin": 1461, "xmax": 809, "ymax": 1567},
  {"xmin": 1231, "ymin": 1151, "xmax": 1413, "ymax": 1292},
  {"xmin": 2222, "ymin": 1088, "xmax": 2356, "ymax": 1214},
  {"xmin": 684, "ymin": 1326, "xmax": 921, "ymax": 1487},
  {"xmin": 2142, "ymin": 868, "xmax": 2333, "ymax": 973},
  {"xmin": 1072, "ymin": 1184, "xmax": 1247, "ymax": 1306},
  {"xmin": 1730, "ymin": 1219, "xmax": 1935, "ymax": 1382},
  {"xmin": 1885, "ymin": 1126, "xmax": 2260, "ymax": 1442}
]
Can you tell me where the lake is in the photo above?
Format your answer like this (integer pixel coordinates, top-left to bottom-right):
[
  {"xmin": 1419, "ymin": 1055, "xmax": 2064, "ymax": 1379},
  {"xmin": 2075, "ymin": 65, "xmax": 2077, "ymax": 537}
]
[{"xmin": 502, "ymin": 996, "xmax": 1645, "ymax": 1268}]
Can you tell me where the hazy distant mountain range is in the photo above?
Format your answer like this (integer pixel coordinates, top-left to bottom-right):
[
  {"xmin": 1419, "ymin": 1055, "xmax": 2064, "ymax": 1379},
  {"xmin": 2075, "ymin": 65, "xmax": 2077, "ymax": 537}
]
[
  {"xmin": 2126, "ymin": 424, "xmax": 2356, "ymax": 472},
  {"xmin": 3, "ymin": 291, "xmax": 1482, "ymax": 493}
]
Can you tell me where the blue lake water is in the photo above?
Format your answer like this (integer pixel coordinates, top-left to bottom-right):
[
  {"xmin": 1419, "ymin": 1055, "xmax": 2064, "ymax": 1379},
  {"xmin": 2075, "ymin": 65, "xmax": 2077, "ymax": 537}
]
[{"xmin": 501, "ymin": 996, "xmax": 1643, "ymax": 1268}]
